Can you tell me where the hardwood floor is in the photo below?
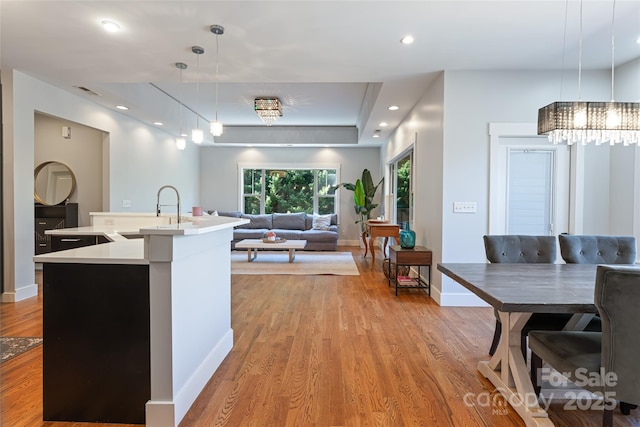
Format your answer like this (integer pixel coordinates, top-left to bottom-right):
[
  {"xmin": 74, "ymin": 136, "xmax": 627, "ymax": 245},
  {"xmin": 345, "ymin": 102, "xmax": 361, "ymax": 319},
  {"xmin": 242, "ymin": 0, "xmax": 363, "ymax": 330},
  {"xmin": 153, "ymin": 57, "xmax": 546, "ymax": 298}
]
[{"xmin": 2, "ymin": 248, "xmax": 639, "ymax": 426}]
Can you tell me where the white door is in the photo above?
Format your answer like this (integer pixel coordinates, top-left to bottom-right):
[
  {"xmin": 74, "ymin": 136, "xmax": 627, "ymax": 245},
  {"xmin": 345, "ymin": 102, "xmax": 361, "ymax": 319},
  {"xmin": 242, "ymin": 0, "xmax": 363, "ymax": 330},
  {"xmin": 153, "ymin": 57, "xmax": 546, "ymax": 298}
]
[
  {"xmin": 489, "ymin": 124, "xmax": 570, "ymax": 236},
  {"xmin": 507, "ymin": 149, "xmax": 555, "ymax": 235}
]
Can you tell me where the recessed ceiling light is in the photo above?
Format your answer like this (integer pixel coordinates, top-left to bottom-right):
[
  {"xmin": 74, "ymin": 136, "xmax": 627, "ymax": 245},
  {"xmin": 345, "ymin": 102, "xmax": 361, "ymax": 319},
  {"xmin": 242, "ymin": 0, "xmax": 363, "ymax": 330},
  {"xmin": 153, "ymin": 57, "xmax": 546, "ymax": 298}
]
[
  {"xmin": 388, "ymin": 105, "xmax": 399, "ymax": 111},
  {"xmin": 400, "ymin": 35, "xmax": 415, "ymax": 45},
  {"xmin": 101, "ymin": 20, "xmax": 121, "ymax": 33},
  {"xmin": 181, "ymin": 133, "xmax": 188, "ymax": 137},
  {"xmin": 153, "ymin": 122, "xmax": 163, "ymax": 126},
  {"xmin": 372, "ymin": 134, "xmax": 380, "ymax": 138},
  {"xmin": 116, "ymin": 105, "xmax": 128, "ymax": 110},
  {"xmin": 637, "ymin": 36, "xmax": 640, "ymax": 44},
  {"xmin": 379, "ymin": 122, "xmax": 388, "ymax": 127}
]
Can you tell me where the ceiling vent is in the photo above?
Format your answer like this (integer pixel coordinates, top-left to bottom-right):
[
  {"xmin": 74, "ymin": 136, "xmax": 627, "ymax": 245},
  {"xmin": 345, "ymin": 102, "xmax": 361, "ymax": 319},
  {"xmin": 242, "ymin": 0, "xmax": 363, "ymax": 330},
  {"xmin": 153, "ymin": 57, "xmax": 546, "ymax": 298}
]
[{"xmin": 73, "ymin": 86, "xmax": 102, "ymax": 96}]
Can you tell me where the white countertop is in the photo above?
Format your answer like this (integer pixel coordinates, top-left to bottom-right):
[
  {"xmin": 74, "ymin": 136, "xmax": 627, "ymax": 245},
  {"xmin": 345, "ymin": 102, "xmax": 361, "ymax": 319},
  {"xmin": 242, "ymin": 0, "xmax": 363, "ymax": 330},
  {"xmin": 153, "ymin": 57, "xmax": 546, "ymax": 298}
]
[
  {"xmin": 46, "ymin": 216, "xmax": 248, "ymax": 240},
  {"xmin": 36, "ymin": 215, "xmax": 248, "ymax": 264},
  {"xmin": 139, "ymin": 216, "xmax": 248, "ymax": 236},
  {"xmin": 34, "ymin": 240, "xmax": 146, "ymax": 265},
  {"xmin": 46, "ymin": 225, "xmax": 139, "ymax": 242}
]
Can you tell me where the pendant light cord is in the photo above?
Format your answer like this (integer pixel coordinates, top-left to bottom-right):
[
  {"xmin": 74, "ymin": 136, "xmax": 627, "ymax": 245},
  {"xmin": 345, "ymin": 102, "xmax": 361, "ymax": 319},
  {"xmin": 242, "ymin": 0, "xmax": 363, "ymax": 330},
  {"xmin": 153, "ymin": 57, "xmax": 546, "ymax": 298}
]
[
  {"xmin": 196, "ymin": 53, "xmax": 200, "ymax": 127},
  {"xmin": 215, "ymin": 35, "xmax": 220, "ymax": 122},
  {"xmin": 610, "ymin": 0, "xmax": 616, "ymax": 102},
  {"xmin": 578, "ymin": 0, "xmax": 583, "ymax": 101},
  {"xmin": 560, "ymin": 0, "xmax": 569, "ymax": 100}
]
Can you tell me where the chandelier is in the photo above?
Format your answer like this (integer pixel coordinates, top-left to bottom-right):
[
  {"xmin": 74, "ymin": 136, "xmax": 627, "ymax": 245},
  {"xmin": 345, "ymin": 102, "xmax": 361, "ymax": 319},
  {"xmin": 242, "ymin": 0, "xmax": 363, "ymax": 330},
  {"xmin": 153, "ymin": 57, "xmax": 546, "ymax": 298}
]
[
  {"xmin": 537, "ymin": 0, "xmax": 640, "ymax": 146},
  {"xmin": 254, "ymin": 98, "xmax": 282, "ymax": 126}
]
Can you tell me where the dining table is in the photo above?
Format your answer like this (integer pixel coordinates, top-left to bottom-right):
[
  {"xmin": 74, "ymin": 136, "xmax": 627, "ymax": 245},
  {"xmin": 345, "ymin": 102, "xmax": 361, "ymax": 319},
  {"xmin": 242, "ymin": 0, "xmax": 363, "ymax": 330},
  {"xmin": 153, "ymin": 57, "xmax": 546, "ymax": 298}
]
[{"xmin": 437, "ymin": 262, "xmax": 602, "ymax": 427}]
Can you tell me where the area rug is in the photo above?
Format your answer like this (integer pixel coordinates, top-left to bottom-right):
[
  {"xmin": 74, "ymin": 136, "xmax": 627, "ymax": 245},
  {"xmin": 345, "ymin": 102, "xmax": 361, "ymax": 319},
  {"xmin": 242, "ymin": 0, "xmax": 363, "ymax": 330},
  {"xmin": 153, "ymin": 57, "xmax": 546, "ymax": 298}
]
[
  {"xmin": 231, "ymin": 251, "xmax": 359, "ymax": 275},
  {"xmin": 0, "ymin": 337, "xmax": 43, "ymax": 364}
]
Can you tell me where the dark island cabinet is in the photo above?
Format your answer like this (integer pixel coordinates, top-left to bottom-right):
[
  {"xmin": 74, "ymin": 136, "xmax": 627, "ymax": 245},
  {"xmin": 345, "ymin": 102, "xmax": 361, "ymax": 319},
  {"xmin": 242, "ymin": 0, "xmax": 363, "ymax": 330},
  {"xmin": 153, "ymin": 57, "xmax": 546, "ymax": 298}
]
[{"xmin": 35, "ymin": 203, "xmax": 78, "ymax": 254}]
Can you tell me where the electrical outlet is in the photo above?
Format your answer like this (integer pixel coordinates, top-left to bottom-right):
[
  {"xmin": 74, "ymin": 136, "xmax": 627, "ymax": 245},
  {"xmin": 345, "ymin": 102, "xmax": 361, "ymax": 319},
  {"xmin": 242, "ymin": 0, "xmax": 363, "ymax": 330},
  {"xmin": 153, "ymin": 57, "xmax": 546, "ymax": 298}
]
[
  {"xmin": 122, "ymin": 199, "xmax": 132, "ymax": 208},
  {"xmin": 453, "ymin": 201, "xmax": 477, "ymax": 213}
]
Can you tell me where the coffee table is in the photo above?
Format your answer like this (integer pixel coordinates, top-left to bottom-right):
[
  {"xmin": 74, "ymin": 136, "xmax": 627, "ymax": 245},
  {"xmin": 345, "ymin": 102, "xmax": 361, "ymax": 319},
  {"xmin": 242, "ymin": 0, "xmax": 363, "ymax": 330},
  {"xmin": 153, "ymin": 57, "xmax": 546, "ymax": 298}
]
[{"xmin": 235, "ymin": 239, "xmax": 307, "ymax": 263}]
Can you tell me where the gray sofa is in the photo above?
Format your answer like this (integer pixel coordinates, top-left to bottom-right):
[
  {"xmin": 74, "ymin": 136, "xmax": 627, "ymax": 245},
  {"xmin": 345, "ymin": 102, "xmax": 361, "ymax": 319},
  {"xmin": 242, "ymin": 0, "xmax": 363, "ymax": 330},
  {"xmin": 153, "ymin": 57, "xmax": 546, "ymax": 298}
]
[{"xmin": 211, "ymin": 211, "xmax": 338, "ymax": 251}]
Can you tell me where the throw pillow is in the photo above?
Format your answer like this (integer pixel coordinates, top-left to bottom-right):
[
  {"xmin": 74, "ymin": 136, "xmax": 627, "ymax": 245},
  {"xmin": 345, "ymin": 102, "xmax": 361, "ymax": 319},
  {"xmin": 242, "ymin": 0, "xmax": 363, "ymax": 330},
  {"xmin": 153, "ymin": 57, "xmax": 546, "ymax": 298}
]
[{"xmin": 312, "ymin": 214, "xmax": 332, "ymax": 231}]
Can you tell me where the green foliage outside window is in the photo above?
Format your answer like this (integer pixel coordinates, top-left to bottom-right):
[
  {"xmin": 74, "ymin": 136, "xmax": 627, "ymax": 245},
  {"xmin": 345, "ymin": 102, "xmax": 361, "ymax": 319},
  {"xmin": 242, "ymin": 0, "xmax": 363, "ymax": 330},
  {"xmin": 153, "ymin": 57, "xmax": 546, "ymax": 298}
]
[{"xmin": 242, "ymin": 168, "xmax": 337, "ymax": 214}]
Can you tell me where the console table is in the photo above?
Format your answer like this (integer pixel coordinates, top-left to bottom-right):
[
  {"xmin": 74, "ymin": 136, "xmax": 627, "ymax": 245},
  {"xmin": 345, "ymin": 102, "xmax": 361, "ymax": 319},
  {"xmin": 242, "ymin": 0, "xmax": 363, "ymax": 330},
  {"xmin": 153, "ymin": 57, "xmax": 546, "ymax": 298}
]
[
  {"xmin": 388, "ymin": 245, "xmax": 431, "ymax": 296},
  {"xmin": 362, "ymin": 220, "xmax": 400, "ymax": 269}
]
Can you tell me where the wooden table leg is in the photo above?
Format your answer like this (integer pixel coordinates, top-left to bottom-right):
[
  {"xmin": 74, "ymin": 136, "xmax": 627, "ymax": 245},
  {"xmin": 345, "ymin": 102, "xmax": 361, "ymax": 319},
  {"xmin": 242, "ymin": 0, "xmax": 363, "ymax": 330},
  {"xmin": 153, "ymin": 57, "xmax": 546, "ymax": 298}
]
[
  {"xmin": 361, "ymin": 231, "xmax": 368, "ymax": 258},
  {"xmin": 289, "ymin": 248, "xmax": 296, "ymax": 263},
  {"xmin": 478, "ymin": 311, "xmax": 554, "ymax": 426},
  {"xmin": 369, "ymin": 235, "xmax": 375, "ymax": 269},
  {"xmin": 247, "ymin": 248, "xmax": 257, "ymax": 262},
  {"xmin": 382, "ymin": 237, "xmax": 389, "ymax": 258}
]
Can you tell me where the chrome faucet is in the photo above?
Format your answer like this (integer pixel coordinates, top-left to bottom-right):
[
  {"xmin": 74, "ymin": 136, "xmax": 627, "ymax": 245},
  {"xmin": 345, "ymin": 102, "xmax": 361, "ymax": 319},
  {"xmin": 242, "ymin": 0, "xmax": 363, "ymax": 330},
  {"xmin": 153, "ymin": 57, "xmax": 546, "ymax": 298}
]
[{"xmin": 156, "ymin": 185, "xmax": 181, "ymax": 225}]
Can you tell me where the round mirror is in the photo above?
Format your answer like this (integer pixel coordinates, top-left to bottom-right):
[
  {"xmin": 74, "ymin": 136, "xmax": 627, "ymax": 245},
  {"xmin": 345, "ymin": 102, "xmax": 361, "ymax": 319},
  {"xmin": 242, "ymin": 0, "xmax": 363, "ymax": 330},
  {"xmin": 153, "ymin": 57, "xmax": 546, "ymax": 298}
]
[{"xmin": 34, "ymin": 161, "xmax": 76, "ymax": 205}]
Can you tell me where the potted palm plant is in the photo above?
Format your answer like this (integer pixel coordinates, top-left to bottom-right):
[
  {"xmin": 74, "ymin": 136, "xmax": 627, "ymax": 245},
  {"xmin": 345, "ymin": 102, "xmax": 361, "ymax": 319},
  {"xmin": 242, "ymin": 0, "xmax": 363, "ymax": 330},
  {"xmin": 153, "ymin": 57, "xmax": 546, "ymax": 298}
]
[{"xmin": 334, "ymin": 169, "xmax": 384, "ymax": 235}]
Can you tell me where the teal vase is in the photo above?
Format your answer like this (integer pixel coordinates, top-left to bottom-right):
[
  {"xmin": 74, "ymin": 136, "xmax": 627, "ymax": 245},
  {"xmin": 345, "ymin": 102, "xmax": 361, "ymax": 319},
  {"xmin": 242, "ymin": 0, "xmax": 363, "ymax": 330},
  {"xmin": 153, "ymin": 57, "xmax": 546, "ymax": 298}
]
[{"xmin": 399, "ymin": 222, "xmax": 416, "ymax": 249}]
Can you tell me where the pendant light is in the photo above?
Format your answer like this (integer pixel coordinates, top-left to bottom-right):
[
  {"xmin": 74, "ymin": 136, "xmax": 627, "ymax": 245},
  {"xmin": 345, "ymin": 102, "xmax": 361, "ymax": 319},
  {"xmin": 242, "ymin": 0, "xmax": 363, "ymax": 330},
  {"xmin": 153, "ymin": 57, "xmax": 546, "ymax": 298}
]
[
  {"xmin": 175, "ymin": 62, "xmax": 187, "ymax": 150},
  {"xmin": 209, "ymin": 25, "xmax": 224, "ymax": 137},
  {"xmin": 538, "ymin": 0, "xmax": 640, "ymax": 145},
  {"xmin": 191, "ymin": 46, "xmax": 204, "ymax": 144}
]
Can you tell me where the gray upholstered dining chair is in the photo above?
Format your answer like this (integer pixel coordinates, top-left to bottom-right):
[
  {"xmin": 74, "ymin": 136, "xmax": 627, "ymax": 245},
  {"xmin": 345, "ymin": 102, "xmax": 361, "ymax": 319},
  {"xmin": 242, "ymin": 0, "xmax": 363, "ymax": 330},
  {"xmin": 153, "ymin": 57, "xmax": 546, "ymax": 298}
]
[
  {"xmin": 529, "ymin": 265, "xmax": 640, "ymax": 426},
  {"xmin": 558, "ymin": 234, "xmax": 637, "ymax": 265},
  {"xmin": 483, "ymin": 235, "xmax": 572, "ymax": 356}
]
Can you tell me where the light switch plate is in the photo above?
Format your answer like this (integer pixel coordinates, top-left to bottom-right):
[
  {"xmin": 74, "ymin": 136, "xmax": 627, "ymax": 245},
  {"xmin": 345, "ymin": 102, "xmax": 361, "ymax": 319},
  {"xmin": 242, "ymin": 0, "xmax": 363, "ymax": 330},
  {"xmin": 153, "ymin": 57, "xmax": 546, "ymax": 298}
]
[
  {"xmin": 453, "ymin": 201, "xmax": 477, "ymax": 213},
  {"xmin": 122, "ymin": 199, "xmax": 132, "ymax": 208}
]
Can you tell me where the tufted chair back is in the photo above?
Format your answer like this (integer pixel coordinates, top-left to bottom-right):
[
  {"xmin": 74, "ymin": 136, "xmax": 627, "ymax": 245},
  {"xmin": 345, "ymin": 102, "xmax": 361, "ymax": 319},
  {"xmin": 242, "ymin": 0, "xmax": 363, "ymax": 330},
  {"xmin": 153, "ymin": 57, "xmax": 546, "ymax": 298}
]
[
  {"xmin": 559, "ymin": 234, "xmax": 637, "ymax": 264},
  {"xmin": 483, "ymin": 235, "xmax": 557, "ymax": 264}
]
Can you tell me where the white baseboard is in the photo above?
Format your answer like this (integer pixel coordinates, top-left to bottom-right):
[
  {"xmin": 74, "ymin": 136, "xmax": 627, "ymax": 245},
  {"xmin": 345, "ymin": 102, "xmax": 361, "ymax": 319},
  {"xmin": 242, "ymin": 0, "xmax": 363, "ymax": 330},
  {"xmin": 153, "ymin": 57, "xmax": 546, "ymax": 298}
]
[
  {"xmin": 1, "ymin": 283, "xmax": 38, "ymax": 302},
  {"xmin": 146, "ymin": 329, "xmax": 234, "ymax": 427},
  {"xmin": 434, "ymin": 289, "xmax": 489, "ymax": 307}
]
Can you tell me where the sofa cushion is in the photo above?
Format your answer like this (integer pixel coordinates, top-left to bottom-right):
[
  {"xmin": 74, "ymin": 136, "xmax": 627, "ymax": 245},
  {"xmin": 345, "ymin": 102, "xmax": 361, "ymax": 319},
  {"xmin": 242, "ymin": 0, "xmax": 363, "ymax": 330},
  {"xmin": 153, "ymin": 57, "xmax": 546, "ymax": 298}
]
[
  {"xmin": 272, "ymin": 212, "xmax": 306, "ymax": 230},
  {"xmin": 234, "ymin": 229, "xmax": 267, "ymax": 240},
  {"xmin": 216, "ymin": 210, "xmax": 242, "ymax": 218},
  {"xmin": 312, "ymin": 214, "xmax": 332, "ymax": 230},
  {"xmin": 305, "ymin": 213, "xmax": 338, "ymax": 230},
  {"xmin": 237, "ymin": 214, "xmax": 273, "ymax": 229},
  {"xmin": 301, "ymin": 229, "xmax": 338, "ymax": 243},
  {"xmin": 272, "ymin": 229, "xmax": 303, "ymax": 240}
]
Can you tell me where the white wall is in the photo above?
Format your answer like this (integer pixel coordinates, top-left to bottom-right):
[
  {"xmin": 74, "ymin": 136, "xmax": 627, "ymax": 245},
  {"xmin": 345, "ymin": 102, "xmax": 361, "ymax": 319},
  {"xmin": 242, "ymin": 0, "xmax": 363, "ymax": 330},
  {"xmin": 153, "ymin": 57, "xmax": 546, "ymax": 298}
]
[
  {"xmin": 199, "ymin": 146, "xmax": 381, "ymax": 244},
  {"xmin": 384, "ymin": 69, "xmax": 618, "ymax": 306},
  {"xmin": 34, "ymin": 114, "xmax": 104, "ymax": 226},
  {"xmin": 384, "ymin": 72, "xmax": 445, "ymax": 302},
  {"xmin": 609, "ymin": 57, "xmax": 640, "ymax": 238},
  {"xmin": 2, "ymin": 69, "xmax": 200, "ymax": 301}
]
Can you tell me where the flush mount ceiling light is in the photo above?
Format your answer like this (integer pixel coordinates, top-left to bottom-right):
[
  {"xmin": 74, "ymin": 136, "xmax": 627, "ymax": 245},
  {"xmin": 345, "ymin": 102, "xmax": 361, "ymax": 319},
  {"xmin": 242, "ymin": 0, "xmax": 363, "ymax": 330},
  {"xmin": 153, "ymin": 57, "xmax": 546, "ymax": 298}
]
[
  {"xmin": 175, "ymin": 62, "xmax": 187, "ymax": 151},
  {"xmin": 254, "ymin": 98, "xmax": 283, "ymax": 126},
  {"xmin": 101, "ymin": 20, "xmax": 121, "ymax": 32},
  {"xmin": 209, "ymin": 25, "xmax": 224, "ymax": 137},
  {"xmin": 538, "ymin": 0, "xmax": 640, "ymax": 145},
  {"xmin": 400, "ymin": 35, "xmax": 414, "ymax": 45},
  {"xmin": 191, "ymin": 46, "xmax": 205, "ymax": 144}
]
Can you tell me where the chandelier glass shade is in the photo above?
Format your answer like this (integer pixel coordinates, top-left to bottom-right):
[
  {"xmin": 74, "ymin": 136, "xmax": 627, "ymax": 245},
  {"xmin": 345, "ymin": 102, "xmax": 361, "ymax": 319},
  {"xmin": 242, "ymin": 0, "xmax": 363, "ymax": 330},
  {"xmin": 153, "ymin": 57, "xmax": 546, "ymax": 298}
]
[
  {"xmin": 538, "ymin": 101, "xmax": 640, "ymax": 145},
  {"xmin": 191, "ymin": 128, "xmax": 204, "ymax": 144},
  {"xmin": 254, "ymin": 98, "xmax": 282, "ymax": 126},
  {"xmin": 210, "ymin": 120, "xmax": 223, "ymax": 136}
]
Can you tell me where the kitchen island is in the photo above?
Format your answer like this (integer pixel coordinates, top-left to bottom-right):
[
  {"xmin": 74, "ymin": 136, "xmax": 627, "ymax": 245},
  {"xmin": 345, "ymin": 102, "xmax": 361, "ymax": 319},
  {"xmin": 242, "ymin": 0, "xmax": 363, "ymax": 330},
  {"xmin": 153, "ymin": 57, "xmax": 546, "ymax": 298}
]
[{"xmin": 34, "ymin": 215, "xmax": 248, "ymax": 427}]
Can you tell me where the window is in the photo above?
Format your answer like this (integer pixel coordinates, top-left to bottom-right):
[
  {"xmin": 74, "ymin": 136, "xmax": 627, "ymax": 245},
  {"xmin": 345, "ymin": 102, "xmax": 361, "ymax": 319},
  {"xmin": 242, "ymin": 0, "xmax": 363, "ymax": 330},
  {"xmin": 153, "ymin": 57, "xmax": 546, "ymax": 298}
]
[
  {"xmin": 388, "ymin": 150, "xmax": 413, "ymax": 228},
  {"xmin": 241, "ymin": 168, "xmax": 337, "ymax": 215}
]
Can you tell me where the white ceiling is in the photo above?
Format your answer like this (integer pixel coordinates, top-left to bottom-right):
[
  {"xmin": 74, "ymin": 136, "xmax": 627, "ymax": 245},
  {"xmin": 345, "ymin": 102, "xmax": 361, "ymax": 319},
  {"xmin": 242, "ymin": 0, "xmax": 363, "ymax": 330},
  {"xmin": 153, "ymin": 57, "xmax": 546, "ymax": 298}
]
[{"xmin": 3, "ymin": 1, "xmax": 640, "ymax": 146}]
